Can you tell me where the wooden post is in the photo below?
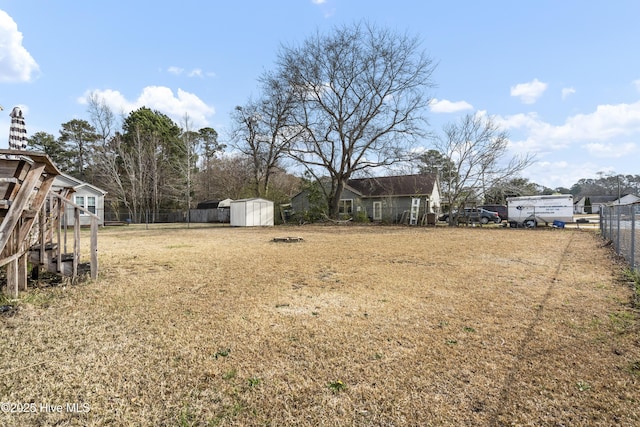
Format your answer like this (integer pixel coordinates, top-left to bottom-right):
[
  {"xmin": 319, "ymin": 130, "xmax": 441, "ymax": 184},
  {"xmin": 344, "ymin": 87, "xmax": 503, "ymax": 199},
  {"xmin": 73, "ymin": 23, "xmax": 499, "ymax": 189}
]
[
  {"xmin": 18, "ymin": 251, "xmax": 28, "ymax": 291},
  {"xmin": 90, "ymin": 217, "xmax": 98, "ymax": 279},
  {"xmin": 4, "ymin": 230, "xmax": 18, "ymax": 297},
  {"xmin": 73, "ymin": 207, "xmax": 80, "ymax": 277},
  {"xmin": 39, "ymin": 204, "xmax": 46, "ymax": 266},
  {"xmin": 8, "ymin": 257, "xmax": 18, "ymax": 298},
  {"xmin": 57, "ymin": 195, "xmax": 63, "ymax": 273},
  {"xmin": 64, "ymin": 202, "xmax": 68, "ymax": 254}
]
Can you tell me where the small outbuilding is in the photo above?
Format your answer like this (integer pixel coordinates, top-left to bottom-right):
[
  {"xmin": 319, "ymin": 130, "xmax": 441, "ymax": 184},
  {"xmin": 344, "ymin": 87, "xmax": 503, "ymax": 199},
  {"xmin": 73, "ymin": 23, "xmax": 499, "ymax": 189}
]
[
  {"xmin": 230, "ymin": 198, "xmax": 274, "ymax": 227},
  {"xmin": 52, "ymin": 173, "xmax": 107, "ymax": 226}
]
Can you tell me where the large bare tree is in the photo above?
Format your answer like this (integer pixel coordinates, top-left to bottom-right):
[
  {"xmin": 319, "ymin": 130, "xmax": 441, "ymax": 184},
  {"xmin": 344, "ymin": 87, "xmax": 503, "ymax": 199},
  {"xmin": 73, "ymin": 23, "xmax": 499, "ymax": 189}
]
[
  {"xmin": 230, "ymin": 71, "xmax": 300, "ymax": 199},
  {"xmin": 436, "ymin": 113, "xmax": 535, "ymax": 224},
  {"xmin": 195, "ymin": 155, "xmax": 254, "ymax": 201},
  {"xmin": 274, "ymin": 21, "xmax": 436, "ymax": 218},
  {"xmin": 86, "ymin": 93, "xmax": 130, "ymax": 219}
]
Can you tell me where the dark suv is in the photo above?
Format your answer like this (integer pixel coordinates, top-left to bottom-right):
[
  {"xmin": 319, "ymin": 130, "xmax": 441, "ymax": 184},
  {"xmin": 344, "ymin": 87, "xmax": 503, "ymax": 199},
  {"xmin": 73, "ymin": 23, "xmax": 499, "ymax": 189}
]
[
  {"xmin": 480, "ymin": 204, "xmax": 507, "ymax": 221},
  {"xmin": 439, "ymin": 208, "xmax": 501, "ymax": 224}
]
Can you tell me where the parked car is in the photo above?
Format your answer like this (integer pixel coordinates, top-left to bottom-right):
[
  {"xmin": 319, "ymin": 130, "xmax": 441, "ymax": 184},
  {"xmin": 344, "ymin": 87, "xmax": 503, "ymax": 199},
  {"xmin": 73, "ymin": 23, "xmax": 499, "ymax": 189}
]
[
  {"xmin": 480, "ymin": 204, "xmax": 507, "ymax": 221},
  {"xmin": 439, "ymin": 208, "xmax": 501, "ymax": 224}
]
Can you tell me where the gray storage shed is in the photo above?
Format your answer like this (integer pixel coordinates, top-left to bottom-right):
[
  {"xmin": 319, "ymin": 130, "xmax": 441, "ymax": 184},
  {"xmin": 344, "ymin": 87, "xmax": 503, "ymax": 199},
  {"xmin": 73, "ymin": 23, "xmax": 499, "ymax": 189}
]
[{"xmin": 230, "ymin": 198, "xmax": 274, "ymax": 227}]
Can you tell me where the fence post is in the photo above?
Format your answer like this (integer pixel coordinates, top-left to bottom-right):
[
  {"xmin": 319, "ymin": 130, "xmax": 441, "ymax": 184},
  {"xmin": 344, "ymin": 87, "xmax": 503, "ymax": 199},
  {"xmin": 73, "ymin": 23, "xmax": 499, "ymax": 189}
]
[
  {"xmin": 616, "ymin": 206, "xmax": 621, "ymax": 256},
  {"xmin": 609, "ymin": 206, "xmax": 614, "ymax": 242},
  {"xmin": 631, "ymin": 207, "xmax": 636, "ymax": 271}
]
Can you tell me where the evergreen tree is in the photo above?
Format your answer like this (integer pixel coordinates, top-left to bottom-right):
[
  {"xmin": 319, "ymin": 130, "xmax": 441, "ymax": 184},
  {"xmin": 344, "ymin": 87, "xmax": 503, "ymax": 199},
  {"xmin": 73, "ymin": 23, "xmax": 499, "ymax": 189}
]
[{"xmin": 27, "ymin": 131, "xmax": 74, "ymax": 171}]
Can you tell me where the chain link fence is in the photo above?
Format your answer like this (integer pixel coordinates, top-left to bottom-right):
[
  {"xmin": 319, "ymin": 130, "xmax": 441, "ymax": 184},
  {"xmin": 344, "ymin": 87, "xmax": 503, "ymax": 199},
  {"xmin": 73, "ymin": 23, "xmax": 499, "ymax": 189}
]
[{"xmin": 600, "ymin": 203, "xmax": 639, "ymax": 272}]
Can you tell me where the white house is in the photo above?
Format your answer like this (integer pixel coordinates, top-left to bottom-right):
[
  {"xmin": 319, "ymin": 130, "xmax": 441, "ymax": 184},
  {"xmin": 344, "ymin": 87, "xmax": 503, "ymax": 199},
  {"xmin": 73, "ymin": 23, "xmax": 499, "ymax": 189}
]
[
  {"xmin": 230, "ymin": 198, "xmax": 274, "ymax": 227},
  {"xmin": 614, "ymin": 194, "xmax": 640, "ymax": 206},
  {"xmin": 52, "ymin": 174, "xmax": 107, "ymax": 226},
  {"xmin": 574, "ymin": 194, "xmax": 640, "ymax": 214}
]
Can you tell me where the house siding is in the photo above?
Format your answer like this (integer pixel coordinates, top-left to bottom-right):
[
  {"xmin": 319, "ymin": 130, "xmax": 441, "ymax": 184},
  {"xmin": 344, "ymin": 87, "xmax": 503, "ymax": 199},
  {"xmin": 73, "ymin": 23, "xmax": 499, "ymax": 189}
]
[
  {"xmin": 291, "ymin": 174, "xmax": 441, "ymax": 224},
  {"xmin": 69, "ymin": 187, "xmax": 106, "ymax": 226},
  {"xmin": 53, "ymin": 175, "xmax": 107, "ymax": 226},
  {"xmin": 359, "ymin": 196, "xmax": 433, "ymax": 223}
]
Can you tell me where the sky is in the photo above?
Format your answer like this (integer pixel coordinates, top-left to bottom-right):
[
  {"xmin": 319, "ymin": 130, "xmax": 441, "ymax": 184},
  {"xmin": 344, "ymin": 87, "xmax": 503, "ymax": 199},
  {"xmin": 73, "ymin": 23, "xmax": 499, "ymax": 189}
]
[{"xmin": 1, "ymin": 0, "xmax": 639, "ymax": 190}]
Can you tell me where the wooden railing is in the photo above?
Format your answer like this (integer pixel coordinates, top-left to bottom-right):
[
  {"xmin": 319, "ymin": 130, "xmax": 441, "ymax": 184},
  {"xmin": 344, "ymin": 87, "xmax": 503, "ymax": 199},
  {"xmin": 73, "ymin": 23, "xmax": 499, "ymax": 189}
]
[
  {"xmin": 36, "ymin": 191, "xmax": 99, "ymax": 279},
  {"xmin": 0, "ymin": 190, "xmax": 99, "ymax": 297}
]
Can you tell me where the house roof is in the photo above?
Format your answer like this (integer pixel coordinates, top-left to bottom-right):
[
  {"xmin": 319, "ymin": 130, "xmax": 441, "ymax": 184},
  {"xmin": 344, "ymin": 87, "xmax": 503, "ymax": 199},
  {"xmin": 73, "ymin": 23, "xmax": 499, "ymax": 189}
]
[
  {"xmin": 54, "ymin": 173, "xmax": 107, "ymax": 195},
  {"xmin": 347, "ymin": 173, "xmax": 438, "ymax": 197},
  {"xmin": 577, "ymin": 195, "xmax": 622, "ymax": 204}
]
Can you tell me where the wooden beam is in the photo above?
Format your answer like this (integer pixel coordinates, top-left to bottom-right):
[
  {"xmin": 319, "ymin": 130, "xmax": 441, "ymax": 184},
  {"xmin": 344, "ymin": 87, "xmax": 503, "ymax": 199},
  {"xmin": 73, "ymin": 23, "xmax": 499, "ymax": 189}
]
[
  {"xmin": 17, "ymin": 173, "xmax": 57, "ymax": 244},
  {"xmin": 0, "ymin": 150, "xmax": 61, "ymax": 175},
  {"xmin": 0, "ymin": 163, "xmax": 46, "ymax": 256}
]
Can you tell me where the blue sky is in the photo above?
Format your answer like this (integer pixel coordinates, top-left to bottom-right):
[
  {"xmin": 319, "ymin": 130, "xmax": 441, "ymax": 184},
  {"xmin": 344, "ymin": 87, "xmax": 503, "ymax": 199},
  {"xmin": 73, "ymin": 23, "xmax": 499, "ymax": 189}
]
[{"xmin": 1, "ymin": 0, "xmax": 639, "ymax": 189}]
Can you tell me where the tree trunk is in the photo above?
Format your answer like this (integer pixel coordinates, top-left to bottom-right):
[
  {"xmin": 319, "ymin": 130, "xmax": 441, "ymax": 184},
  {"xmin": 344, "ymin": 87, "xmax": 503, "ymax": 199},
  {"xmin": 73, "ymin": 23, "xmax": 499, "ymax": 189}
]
[{"xmin": 328, "ymin": 179, "xmax": 345, "ymax": 219}]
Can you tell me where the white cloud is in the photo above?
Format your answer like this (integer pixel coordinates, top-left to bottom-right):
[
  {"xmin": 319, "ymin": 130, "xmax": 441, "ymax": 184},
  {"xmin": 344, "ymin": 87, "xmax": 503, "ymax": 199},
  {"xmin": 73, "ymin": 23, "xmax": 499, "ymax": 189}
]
[
  {"xmin": 429, "ymin": 98, "xmax": 473, "ymax": 113},
  {"xmin": 311, "ymin": 0, "xmax": 335, "ymax": 17},
  {"xmin": 0, "ymin": 10, "xmax": 39, "ymax": 83},
  {"xmin": 582, "ymin": 142, "xmax": 637, "ymax": 158},
  {"xmin": 501, "ymin": 100, "xmax": 640, "ymax": 152},
  {"xmin": 167, "ymin": 66, "xmax": 184, "ymax": 75},
  {"xmin": 524, "ymin": 160, "xmax": 600, "ymax": 189},
  {"xmin": 498, "ymin": 100, "xmax": 640, "ymax": 188},
  {"xmin": 168, "ymin": 66, "xmax": 215, "ymax": 78},
  {"xmin": 79, "ymin": 86, "xmax": 215, "ymax": 129},
  {"xmin": 633, "ymin": 79, "xmax": 640, "ymax": 93},
  {"xmin": 510, "ymin": 78, "xmax": 548, "ymax": 104},
  {"xmin": 561, "ymin": 87, "xmax": 576, "ymax": 100}
]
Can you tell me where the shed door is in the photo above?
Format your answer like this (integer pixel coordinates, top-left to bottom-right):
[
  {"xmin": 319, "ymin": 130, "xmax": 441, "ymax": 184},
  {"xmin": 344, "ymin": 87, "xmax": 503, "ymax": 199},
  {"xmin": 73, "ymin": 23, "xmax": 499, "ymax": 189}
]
[{"xmin": 373, "ymin": 201, "xmax": 382, "ymax": 221}]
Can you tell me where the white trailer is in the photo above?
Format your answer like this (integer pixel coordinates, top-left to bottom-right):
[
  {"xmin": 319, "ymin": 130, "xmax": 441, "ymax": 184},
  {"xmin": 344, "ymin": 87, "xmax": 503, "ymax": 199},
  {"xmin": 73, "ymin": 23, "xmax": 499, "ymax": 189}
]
[{"xmin": 506, "ymin": 195, "xmax": 574, "ymax": 228}]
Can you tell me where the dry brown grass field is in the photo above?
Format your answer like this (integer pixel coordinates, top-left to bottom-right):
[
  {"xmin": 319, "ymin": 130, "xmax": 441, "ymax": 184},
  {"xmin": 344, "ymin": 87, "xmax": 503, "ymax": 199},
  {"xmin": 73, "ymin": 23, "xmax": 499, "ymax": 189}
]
[{"xmin": 1, "ymin": 224, "xmax": 639, "ymax": 426}]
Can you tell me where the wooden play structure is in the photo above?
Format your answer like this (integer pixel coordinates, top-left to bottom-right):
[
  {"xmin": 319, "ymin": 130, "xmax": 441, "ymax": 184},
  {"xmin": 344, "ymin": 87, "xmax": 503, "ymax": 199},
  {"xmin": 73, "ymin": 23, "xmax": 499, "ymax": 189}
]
[{"xmin": 0, "ymin": 150, "xmax": 99, "ymax": 297}]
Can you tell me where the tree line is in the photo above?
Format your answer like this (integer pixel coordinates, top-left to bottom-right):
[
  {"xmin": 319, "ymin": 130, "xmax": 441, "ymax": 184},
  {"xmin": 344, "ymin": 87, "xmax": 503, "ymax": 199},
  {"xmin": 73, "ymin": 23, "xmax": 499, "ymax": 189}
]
[{"xmin": 27, "ymin": 22, "xmax": 638, "ymax": 222}]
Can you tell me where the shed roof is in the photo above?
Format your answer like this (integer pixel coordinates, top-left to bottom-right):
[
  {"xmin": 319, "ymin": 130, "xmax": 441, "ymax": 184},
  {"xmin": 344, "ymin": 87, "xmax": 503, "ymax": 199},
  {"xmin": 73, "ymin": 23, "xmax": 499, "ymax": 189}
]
[{"xmin": 231, "ymin": 198, "xmax": 273, "ymax": 204}]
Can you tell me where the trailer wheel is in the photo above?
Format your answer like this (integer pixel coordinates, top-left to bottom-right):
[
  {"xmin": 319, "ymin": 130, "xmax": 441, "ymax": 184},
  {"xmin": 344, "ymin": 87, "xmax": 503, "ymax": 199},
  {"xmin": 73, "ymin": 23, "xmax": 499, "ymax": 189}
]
[{"xmin": 525, "ymin": 219, "xmax": 537, "ymax": 228}]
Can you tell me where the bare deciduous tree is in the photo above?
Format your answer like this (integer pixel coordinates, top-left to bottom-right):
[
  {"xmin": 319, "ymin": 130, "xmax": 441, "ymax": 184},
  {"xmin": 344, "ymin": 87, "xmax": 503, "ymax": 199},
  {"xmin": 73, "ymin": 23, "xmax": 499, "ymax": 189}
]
[
  {"xmin": 437, "ymin": 113, "xmax": 535, "ymax": 224},
  {"xmin": 274, "ymin": 21, "xmax": 436, "ymax": 218},
  {"xmin": 86, "ymin": 93, "xmax": 130, "ymax": 219},
  {"xmin": 230, "ymin": 71, "xmax": 300, "ymax": 199},
  {"xmin": 195, "ymin": 155, "xmax": 254, "ymax": 201}
]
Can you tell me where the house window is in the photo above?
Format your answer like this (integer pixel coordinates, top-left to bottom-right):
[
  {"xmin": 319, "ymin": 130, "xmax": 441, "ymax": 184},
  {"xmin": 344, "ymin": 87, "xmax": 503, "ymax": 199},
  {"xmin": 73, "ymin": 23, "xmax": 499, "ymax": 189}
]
[
  {"xmin": 339, "ymin": 199, "xmax": 353, "ymax": 215},
  {"xmin": 87, "ymin": 196, "xmax": 96, "ymax": 214},
  {"xmin": 74, "ymin": 195, "xmax": 96, "ymax": 215},
  {"xmin": 75, "ymin": 196, "xmax": 85, "ymax": 210}
]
